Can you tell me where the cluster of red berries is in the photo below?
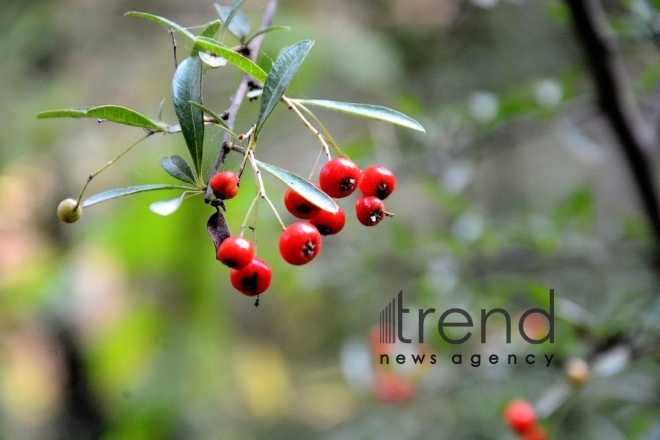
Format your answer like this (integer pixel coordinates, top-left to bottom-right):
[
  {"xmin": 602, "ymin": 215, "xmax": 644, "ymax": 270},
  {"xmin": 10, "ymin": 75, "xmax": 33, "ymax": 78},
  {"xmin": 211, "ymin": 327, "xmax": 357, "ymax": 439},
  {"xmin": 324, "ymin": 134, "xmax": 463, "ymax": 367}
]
[
  {"xmin": 281, "ymin": 158, "xmax": 396, "ymax": 266},
  {"xmin": 504, "ymin": 400, "xmax": 547, "ymax": 440},
  {"xmin": 208, "ymin": 158, "xmax": 397, "ymax": 299}
]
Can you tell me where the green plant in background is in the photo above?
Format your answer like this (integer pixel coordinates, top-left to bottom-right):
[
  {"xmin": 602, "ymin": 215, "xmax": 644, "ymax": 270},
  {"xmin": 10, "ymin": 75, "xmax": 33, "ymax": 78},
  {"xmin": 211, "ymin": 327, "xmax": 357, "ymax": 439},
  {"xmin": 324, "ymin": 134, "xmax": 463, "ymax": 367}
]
[{"xmin": 37, "ymin": 0, "xmax": 424, "ymax": 303}]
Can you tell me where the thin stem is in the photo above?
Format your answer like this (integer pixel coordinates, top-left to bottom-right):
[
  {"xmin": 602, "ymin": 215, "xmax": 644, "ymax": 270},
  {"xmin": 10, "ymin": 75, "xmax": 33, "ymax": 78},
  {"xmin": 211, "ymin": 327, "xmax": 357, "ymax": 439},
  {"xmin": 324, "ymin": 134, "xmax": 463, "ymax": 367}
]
[
  {"xmin": 282, "ymin": 96, "xmax": 332, "ymax": 160},
  {"xmin": 75, "ymin": 133, "xmax": 152, "ymax": 207},
  {"xmin": 239, "ymin": 194, "xmax": 259, "ymax": 236},
  {"xmin": 169, "ymin": 27, "xmax": 178, "ymax": 70},
  {"xmin": 237, "ymin": 142, "xmax": 252, "ymax": 178},
  {"xmin": 291, "ymin": 99, "xmax": 343, "ymax": 155},
  {"xmin": 308, "ymin": 146, "xmax": 325, "ymax": 180},
  {"xmin": 247, "ymin": 150, "xmax": 286, "ymax": 231}
]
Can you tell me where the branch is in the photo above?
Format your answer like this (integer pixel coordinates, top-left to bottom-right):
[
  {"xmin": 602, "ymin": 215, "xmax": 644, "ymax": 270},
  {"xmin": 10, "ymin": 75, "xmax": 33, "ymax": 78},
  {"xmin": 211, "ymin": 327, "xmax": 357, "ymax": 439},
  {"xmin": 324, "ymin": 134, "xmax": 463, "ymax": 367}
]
[
  {"xmin": 205, "ymin": 0, "xmax": 278, "ymax": 202},
  {"xmin": 565, "ymin": 0, "xmax": 660, "ymax": 247}
]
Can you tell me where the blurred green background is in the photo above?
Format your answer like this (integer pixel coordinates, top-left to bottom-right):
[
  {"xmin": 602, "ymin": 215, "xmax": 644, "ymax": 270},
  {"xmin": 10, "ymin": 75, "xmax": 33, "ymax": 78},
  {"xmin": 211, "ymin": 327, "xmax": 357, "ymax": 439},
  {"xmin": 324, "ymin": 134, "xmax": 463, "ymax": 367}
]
[{"xmin": 2, "ymin": 0, "xmax": 660, "ymax": 439}]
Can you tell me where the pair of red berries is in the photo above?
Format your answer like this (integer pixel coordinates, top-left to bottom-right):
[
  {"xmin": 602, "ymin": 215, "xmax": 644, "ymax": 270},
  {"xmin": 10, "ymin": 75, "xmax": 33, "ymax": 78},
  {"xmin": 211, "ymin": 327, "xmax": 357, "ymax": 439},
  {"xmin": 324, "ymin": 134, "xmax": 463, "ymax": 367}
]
[
  {"xmin": 504, "ymin": 400, "xmax": 547, "ymax": 440},
  {"xmin": 217, "ymin": 236, "xmax": 271, "ymax": 296},
  {"xmin": 354, "ymin": 164, "xmax": 396, "ymax": 226}
]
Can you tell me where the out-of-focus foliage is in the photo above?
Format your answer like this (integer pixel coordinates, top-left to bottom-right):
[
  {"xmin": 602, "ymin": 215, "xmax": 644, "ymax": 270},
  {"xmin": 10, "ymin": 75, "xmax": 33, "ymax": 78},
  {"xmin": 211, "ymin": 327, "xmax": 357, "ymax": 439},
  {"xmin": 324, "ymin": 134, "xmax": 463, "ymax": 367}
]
[{"xmin": 1, "ymin": 0, "xmax": 660, "ymax": 439}]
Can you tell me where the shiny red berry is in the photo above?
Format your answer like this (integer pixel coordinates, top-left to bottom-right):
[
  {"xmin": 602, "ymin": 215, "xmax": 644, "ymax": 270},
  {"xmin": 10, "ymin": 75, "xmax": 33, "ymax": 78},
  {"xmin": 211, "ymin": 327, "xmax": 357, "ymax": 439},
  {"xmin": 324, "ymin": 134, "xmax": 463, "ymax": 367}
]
[
  {"xmin": 309, "ymin": 206, "xmax": 346, "ymax": 235},
  {"xmin": 279, "ymin": 222, "xmax": 322, "ymax": 265},
  {"xmin": 319, "ymin": 158, "xmax": 361, "ymax": 198},
  {"xmin": 359, "ymin": 165, "xmax": 396, "ymax": 200},
  {"xmin": 209, "ymin": 171, "xmax": 239, "ymax": 200},
  {"xmin": 230, "ymin": 257, "xmax": 272, "ymax": 296},
  {"xmin": 505, "ymin": 400, "xmax": 538, "ymax": 435},
  {"xmin": 217, "ymin": 236, "xmax": 255, "ymax": 269},
  {"xmin": 355, "ymin": 196, "xmax": 387, "ymax": 226},
  {"xmin": 284, "ymin": 188, "xmax": 321, "ymax": 219}
]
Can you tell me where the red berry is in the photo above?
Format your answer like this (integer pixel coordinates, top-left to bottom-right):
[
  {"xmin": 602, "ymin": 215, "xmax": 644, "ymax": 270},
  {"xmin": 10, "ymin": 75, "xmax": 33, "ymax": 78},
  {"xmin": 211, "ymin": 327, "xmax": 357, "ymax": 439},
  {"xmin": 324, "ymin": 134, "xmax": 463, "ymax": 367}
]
[
  {"xmin": 284, "ymin": 188, "xmax": 321, "ymax": 219},
  {"xmin": 319, "ymin": 158, "xmax": 361, "ymax": 198},
  {"xmin": 355, "ymin": 196, "xmax": 387, "ymax": 226},
  {"xmin": 522, "ymin": 427, "xmax": 547, "ymax": 440},
  {"xmin": 209, "ymin": 171, "xmax": 239, "ymax": 200},
  {"xmin": 505, "ymin": 400, "xmax": 538, "ymax": 435},
  {"xmin": 279, "ymin": 222, "xmax": 322, "ymax": 265},
  {"xmin": 359, "ymin": 165, "xmax": 396, "ymax": 200},
  {"xmin": 309, "ymin": 206, "xmax": 346, "ymax": 235},
  {"xmin": 230, "ymin": 257, "xmax": 272, "ymax": 296},
  {"xmin": 217, "ymin": 236, "xmax": 255, "ymax": 269}
]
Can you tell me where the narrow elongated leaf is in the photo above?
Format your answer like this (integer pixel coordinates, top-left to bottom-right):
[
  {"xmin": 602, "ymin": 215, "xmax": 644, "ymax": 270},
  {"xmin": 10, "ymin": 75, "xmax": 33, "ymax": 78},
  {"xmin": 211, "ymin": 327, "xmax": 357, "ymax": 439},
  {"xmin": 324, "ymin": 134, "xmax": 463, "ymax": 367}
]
[
  {"xmin": 207, "ymin": 211, "xmax": 231, "ymax": 254},
  {"xmin": 256, "ymin": 160, "xmax": 338, "ymax": 213},
  {"xmin": 157, "ymin": 98, "xmax": 166, "ymax": 121},
  {"xmin": 194, "ymin": 37, "xmax": 267, "ymax": 82},
  {"xmin": 172, "ymin": 56, "xmax": 204, "ymax": 176},
  {"xmin": 255, "ymin": 40, "xmax": 314, "ymax": 137},
  {"xmin": 215, "ymin": 2, "xmax": 250, "ymax": 41},
  {"xmin": 199, "ymin": 52, "xmax": 228, "ymax": 68},
  {"xmin": 191, "ymin": 20, "xmax": 223, "ymax": 56},
  {"xmin": 82, "ymin": 184, "xmax": 195, "ymax": 208},
  {"xmin": 187, "ymin": 101, "xmax": 239, "ymax": 138},
  {"xmin": 149, "ymin": 192, "xmax": 200, "ymax": 216},
  {"xmin": 160, "ymin": 155, "xmax": 198, "ymax": 185},
  {"xmin": 293, "ymin": 99, "xmax": 426, "ymax": 133},
  {"xmin": 200, "ymin": 20, "xmax": 222, "ymax": 38},
  {"xmin": 36, "ymin": 105, "xmax": 166, "ymax": 130},
  {"xmin": 245, "ymin": 26, "xmax": 291, "ymax": 45},
  {"xmin": 125, "ymin": 12, "xmax": 195, "ymax": 41}
]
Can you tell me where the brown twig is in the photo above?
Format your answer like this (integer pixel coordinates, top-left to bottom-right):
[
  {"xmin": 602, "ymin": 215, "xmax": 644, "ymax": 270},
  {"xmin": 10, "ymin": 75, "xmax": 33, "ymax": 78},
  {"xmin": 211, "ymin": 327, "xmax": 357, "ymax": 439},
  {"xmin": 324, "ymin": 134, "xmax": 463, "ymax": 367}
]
[
  {"xmin": 205, "ymin": 0, "xmax": 279, "ymax": 202},
  {"xmin": 565, "ymin": 0, "xmax": 660, "ymax": 249}
]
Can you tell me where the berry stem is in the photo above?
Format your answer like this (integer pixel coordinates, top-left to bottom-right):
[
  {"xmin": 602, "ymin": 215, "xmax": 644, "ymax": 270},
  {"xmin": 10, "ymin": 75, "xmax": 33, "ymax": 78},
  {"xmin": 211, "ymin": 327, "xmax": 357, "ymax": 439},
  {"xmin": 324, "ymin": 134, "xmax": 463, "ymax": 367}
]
[
  {"xmin": 290, "ymin": 99, "xmax": 344, "ymax": 157},
  {"xmin": 307, "ymin": 146, "xmax": 325, "ymax": 180},
  {"xmin": 247, "ymin": 149, "xmax": 287, "ymax": 231},
  {"xmin": 75, "ymin": 132, "xmax": 154, "ymax": 208},
  {"xmin": 282, "ymin": 96, "xmax": 332, "ymax": 161},
  {"xmin": 240, "ymin": 194, "xmax": 259, "ymax": 237}
]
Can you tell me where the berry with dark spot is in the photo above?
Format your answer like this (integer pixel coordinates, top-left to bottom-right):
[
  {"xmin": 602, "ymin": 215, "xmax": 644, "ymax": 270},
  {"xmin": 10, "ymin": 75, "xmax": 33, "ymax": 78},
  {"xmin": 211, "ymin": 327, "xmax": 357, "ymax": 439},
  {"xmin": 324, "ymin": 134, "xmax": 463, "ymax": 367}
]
[
  {"xmin": 279, "ymin": 222, "xmax": 322, "ymax": 265},
  {"xmin": 319, "ymin": 158, "xmax": 361, "ymax": 198}
]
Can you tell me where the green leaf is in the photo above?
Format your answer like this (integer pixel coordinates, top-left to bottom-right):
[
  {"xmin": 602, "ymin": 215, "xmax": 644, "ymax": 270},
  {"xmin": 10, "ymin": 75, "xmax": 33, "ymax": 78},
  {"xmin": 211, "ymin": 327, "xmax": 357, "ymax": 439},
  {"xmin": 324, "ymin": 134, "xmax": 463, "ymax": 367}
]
[
  {"xmin": 200, "ymin": 20, "xmax": 222, "ymax": 38},
  {"xmin": 125, "ymin": 12, "xmax": 195, "ymax": 41},
  {"xmin": 293, "ymin": 99, "xmax": 426, "ymax": 133},
  {"xmin": 194, "ymin": 37, "xmax": 267, "ymax": 82},
  {"xmin": 245, "ymin": 26, "xmax": 291, "ymax": 45},
  {"xmin": 215, "ymin": 2, "xmax": 250, "ymax": 42},
  {"xmin": 157, "ymin": 98, "xmax": 166, "ymax": 121},
  {"xmin": 36, "ymin": 105, "xmax": 166, "ymax": 131},
  {"xmin": 172, "ymin": 56, "xmax": 204, "ymax": 177},
  {"xmin": 149, "ymin": 192, "xmax": 200, "ymax": 216},
  {"xmin": 82, "ymin": 184, "xmax": 195, "ymax": 208},
  {"xmin": 255, "ymin": 160, "xmax": 338, "ymax": 213},
  {"xmin": 191, "ymin": 20, "xmax": 223, "ymax": 56},
  {"xmin": 186, "ymin": 101, "xmax": 239, "ymax": 138},
  {"xmin": 159, "ymin": 155, "xmax": 198, "ymax": 185},
  {"xmin": 199, "ymin": 52, "xmax": 228, "ymax": 68},
  {"xmin": 255, "ymin": 40, "xmax": 314, "ymax": 137}
]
